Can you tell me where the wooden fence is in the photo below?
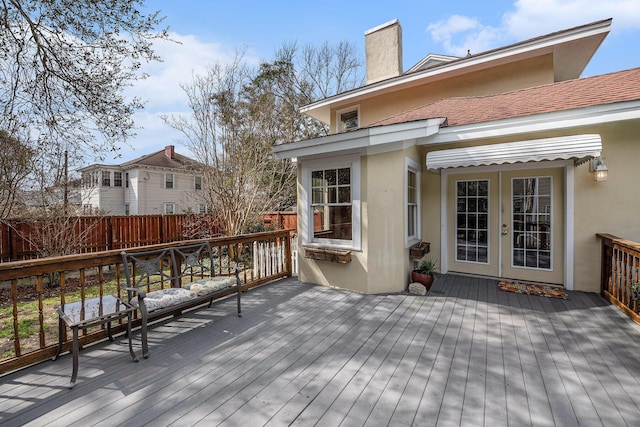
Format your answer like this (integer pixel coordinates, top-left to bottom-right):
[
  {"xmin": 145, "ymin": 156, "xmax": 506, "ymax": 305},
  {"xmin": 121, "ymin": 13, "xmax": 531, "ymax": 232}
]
[
  {"xmin": 0, "ymin": 212, "xmax": 299, "ymax": 262},
  {"xmin": 0, "ymin": 230, "xmax": 294, "ymax": 375},
  {"xmin": 598, "ymin": 233, "xmax": 640, "ymax": 324}
]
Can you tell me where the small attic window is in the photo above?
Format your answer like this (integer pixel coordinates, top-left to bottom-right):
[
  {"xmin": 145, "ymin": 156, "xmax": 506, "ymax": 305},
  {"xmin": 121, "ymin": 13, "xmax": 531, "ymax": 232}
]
[{"xmin": 336, "ymin": 106, "xmax": 359, "ymax": 132}]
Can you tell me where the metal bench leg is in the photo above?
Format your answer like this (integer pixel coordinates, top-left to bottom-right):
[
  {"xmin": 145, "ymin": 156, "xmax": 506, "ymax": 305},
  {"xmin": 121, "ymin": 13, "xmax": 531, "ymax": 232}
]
[
  {"xmin": 236, "ymin": 276, "xmax": 242, "ymax": 317},
  {"xmin": 139, "ymin": 303, "xmax": 149, "ymax": 359},
  {"xmin": 127, "ymin": 311, "xmax": 138, "ymax": 362},
  {"xmin": 53, "ymin": 316, "xmax": 64, "ymax": 361},
  {"xmin": 69, "ymin": 327, "xmax": 79, "ymax": 388}
]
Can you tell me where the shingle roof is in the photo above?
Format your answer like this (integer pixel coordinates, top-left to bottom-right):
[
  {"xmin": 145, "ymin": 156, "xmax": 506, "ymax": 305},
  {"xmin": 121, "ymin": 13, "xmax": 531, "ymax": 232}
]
[
  {"xmin": 370, "ymin": 67, "xmax": 640, "ymax": 128},
  {"xmin": 122, "ymin": 148, "xmax": 198, "ymax": 170}
]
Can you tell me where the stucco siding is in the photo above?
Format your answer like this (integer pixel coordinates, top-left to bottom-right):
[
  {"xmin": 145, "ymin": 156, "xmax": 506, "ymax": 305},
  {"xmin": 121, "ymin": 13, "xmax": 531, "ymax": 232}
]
[
  {"xmin": 573, "ymin": 120, "xmax": 640, "ymax": 292},
  {"xmin": 331, "ymin": 55, "xmax": 555, "ymax": 131},
  {"xmin": 365, "ymin": 150, "xmax": 406, "ymax": 293}
]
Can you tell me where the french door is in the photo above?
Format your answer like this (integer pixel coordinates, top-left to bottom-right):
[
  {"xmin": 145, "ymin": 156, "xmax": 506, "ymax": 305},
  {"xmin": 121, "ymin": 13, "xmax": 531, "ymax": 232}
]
[{"xmin": 447, "ymin": 168, "xmax": 564, "ymax": 284}]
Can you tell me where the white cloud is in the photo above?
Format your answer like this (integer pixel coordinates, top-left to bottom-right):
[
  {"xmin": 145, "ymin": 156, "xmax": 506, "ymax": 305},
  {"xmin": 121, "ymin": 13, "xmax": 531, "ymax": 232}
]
[
  {"xmin": 426, "ymin": 15, "xmax": 504, "ymax": 57},
  {"xmin": 130, "ymin": 32, "xmax": 244, "ymax": 112},
  {"xmin": 426, "ymin": 0, "xmax": 640, "ymax": 56},
  {"xmin": 113, "ymin": 32, "xmax": 261, "ymax": 165},
  {"xmin": 504, "ymin": 0, "xmax": 640, "ymax": 39}
]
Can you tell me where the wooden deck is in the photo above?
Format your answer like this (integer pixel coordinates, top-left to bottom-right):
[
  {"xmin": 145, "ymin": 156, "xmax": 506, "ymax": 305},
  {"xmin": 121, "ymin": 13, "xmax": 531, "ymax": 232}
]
[{"xmin": 2, "ymin": 274, "xmax": 640, "ymax": 426}]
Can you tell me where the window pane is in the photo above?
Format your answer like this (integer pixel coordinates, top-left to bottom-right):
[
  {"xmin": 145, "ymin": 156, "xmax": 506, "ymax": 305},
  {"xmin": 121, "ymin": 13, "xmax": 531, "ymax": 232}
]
[
  {"xmin": 312, "ymin": 170, "xmax": 324, "ymax": 187},
  {"xmin": 340, "ymin": 110, "xmax": 358, "ymax": 130},
  {"xmin": 338, "ymin": 168, "xmax": 350, "ymax": 185},
  {"xmin": 408, "ymin": 206, "xmax": 416, "ymax": 236},
  {"xmin": 338, "ymin": 187, "xmax": 351, "ymax": 203},
  {"xmin": 456, "ymin": 179, "xmax": 489, "ymax": 264},
  {"xmin": 325, "ymin": 169, "xmax": 336, "ymax": 186},
  {"xmin": 314, "ymin": 205, "xmax": 352, "ymax": 240},
  {"xmin": 312, "ymin": 188, "xmax": 324, "ymax": 204},
  {"xmin": 512, "ymin": 176, "xmax": 552, "ymax": 270},
  {"xmin": 327, "ymin": 187, "xmax": 337, "ymax": 204}
]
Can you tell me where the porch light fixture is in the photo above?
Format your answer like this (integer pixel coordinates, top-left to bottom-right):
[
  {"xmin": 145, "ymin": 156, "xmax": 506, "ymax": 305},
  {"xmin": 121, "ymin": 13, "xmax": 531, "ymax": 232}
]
[{"xmin": 592, "ymin": 156, "xmax": 608, "ymax": 182}]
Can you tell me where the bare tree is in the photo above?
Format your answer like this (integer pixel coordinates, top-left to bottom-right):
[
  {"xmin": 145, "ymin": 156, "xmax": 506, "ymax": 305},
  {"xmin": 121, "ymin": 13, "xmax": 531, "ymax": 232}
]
[
  {"xmin": 0, "ymin": 131, "xmax": 33, "ymax": 219},
  {"xmin": 0, "ymin": 0, "xmax": 168, "ymax": 186},
  {"xmin": 164, "ymin": 42, "xmax": 362, "ymax": 236}
]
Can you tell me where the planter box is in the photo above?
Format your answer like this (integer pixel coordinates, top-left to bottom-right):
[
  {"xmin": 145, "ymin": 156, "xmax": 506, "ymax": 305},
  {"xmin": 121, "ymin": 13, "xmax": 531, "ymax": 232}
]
[
  {"xmin": 409, "ymin": 241, "xmax": 430, "ymax": 259},
  {"xmin": 303, "ymin": 247, "xmax": 351, "ymax": 263}
]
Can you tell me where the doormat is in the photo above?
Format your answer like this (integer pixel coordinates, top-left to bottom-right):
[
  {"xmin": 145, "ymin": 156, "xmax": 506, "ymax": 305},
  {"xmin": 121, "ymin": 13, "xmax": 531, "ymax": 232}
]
[{"xmin": 498, "ymin": 281, "xmax": 568, "ymax": 299}]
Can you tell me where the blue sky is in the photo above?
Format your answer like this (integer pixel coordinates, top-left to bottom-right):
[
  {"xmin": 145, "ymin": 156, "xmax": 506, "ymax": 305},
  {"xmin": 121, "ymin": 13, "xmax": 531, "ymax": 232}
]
[{"xmin": 103, "ymin": 0, "xmax": 640, "ymax": 165}]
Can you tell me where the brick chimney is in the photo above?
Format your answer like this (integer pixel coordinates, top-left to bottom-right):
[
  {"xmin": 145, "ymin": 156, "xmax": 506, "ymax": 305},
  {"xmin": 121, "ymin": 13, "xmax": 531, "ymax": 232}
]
[
  {"xmin": 164, "ymin": 145, "xmax": 175, "ymax": 159},
  {"xmin": 365, "ymin": 19, "xmax": 403, "ymax": 85}
]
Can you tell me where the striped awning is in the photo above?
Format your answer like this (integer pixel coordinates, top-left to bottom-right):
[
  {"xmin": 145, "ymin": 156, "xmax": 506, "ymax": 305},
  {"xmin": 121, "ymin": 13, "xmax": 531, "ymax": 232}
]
[{"xmin": 426, "ymin": 134, "xmax": 602, "ymax": 172}]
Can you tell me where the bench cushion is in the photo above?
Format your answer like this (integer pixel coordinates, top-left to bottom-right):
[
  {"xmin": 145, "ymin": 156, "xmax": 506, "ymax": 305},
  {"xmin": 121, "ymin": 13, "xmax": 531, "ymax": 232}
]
[
  {"xmin": 184, "ymin": 276, "xmax": 237, "ymax": 296},
  {"xmin": 130, "ymin": 288, "xmax": 197, "ymax": 312}
]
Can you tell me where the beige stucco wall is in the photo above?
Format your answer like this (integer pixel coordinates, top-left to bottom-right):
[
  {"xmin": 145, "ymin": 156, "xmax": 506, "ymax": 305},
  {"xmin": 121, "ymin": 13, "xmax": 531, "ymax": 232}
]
[
  {"xmin": 297, "ymin": 158, "xmax": 369, "ymax": 293},
  {"xmin": 297, "ymin": 146, "xmax": 426, "ymax": 294},
  {"xmin": 573, "ymin": 120, "xmax": 640, "ymax": 292},
  {"xmin": 330, "ymin": 55, "xmax": 555, "ymax": 131}
]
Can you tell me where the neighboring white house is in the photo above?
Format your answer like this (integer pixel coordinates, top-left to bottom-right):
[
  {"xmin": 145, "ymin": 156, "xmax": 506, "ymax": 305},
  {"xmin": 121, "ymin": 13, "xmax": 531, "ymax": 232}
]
[{"xmin": 79, "ymin": 145, "xmax": 208, "ymax": 215}]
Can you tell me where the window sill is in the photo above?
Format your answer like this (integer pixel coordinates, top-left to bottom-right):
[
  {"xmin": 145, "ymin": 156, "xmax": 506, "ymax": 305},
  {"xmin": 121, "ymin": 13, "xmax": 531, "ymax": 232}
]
[{"xmin": 303, "ymin": 246, "xmax": 352, "ymax": 264}]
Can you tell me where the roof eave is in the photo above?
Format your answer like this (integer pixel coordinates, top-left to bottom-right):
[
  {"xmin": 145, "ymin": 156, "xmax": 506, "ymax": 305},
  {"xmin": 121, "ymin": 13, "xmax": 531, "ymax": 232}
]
[
  {"xmin": 301, "ymin": 18, "xmax": 612, "ymax": 125},
  {"xmin": 273, "ymin": 118, "xmax": 446, "ymax": 160}
]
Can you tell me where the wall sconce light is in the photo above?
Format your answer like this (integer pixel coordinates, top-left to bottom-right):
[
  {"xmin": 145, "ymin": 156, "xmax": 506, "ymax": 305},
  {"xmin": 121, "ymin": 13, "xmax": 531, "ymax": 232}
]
[{"xmin": 591, "ymin": 156, "xmax": 608, "ymax": 182}]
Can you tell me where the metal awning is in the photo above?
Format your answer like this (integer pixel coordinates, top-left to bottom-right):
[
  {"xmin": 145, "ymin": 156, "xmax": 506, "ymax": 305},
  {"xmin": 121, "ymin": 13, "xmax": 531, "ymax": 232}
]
[{"xmin": 426, "ymin": 134, "xmax": 602, "ymax": 172}]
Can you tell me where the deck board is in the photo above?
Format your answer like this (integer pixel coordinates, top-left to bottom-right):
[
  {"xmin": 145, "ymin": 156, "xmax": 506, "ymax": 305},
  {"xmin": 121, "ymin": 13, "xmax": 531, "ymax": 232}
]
[{"xmin": 2, "ymin": 275, "xmax": 640, "ymax": 426}]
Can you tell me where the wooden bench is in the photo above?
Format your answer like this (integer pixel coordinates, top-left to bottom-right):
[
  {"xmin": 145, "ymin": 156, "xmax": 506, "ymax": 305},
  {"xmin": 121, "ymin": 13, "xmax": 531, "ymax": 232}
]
[{"xmin": 121, "ymin": 241, "xmax": 242, "ymax": 358}]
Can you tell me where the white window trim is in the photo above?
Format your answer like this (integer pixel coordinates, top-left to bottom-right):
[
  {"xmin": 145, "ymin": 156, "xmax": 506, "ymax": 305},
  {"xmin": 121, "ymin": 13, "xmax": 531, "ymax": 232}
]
[
  {"xmin": 194, "ymin": 176, "xmax": 202, "ymax": 190},
  {"xmin": 335, "ymin": 105, "xmax": 360, "ymax": 133},
  {"xmin": 164, "ymin": 202, "xmax": 175, "ymax": 214},
  {"xmin": 301, "ymin": 155, "xmax": 361, "ymax": 251},
  {"xmin": 405, "ymin": 157, "xmax": 421, "ymax": 247}
]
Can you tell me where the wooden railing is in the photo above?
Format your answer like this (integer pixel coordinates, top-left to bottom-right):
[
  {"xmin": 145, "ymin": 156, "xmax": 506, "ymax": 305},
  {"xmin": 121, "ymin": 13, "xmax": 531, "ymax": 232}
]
[
  {"xmin": 0, "ymin": 230, "xmax": 294, "ymax": 375},
  {"xmin": 598, "ymin": 233, "xmax": 640, "ymax": 324}
]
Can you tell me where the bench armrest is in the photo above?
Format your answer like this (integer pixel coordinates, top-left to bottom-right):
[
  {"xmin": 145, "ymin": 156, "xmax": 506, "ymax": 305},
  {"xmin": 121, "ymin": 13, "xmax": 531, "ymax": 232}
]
[{"xmin": 121, "ymin": 286, "xmax": 146, "ymax": 299}]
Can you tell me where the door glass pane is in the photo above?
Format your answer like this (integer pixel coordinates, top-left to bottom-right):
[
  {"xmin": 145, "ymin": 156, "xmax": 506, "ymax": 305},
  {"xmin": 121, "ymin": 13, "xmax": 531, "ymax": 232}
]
[
  {"xmin": 455, "ymin": 179, "xmax": 489, "ymax": 264},
  {"xmin": 512, "ymin": 176, "xmax": 552, "ymax": 270}
]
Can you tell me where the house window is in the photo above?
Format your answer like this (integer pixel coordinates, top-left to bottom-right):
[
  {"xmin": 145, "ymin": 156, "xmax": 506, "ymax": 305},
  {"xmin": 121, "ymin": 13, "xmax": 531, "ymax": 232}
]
[
  {"xmin": 101, "ymin": 170, "xmax": 110, "ymax": 187},
  {"xmin": 406, "ymin": 158, "xmax": 421, "ymax": 246},
  {"xmin": 164, "ymin": 203, "xmax": 175, "ymax": 214},
  {"xmin": 114, "ymin": 172, "xmax": 122, "ymax": 187},
  {"xmin": 195, "ymin": 176, "xmax": 202, "ymax": 190},
  {"xmin": 456, "ymin": 179, "xmax": 489, "ymax": 264},
  {"xmin": 199, "ymin": 204, "xmax": 212, "ymax": 213},
  {"xmin": 165, "ymin": 173, "xmax": 174, "ymax": 189},
  {"xmin": 124, "ymin": 203, "xmax": 130, "ymax": 216},
  {"xmin": 125, "ymin": 172, "xmax": 129, "ymax": 188},
  {"xmin": 82, "ymin": 173, "xmax": 93, "ymax": 188},
  {"xmin": 336, "ymin": 106, "xmax": 359, "ymax": 132},
  {"xmin": 303, "ymin": 156, "xmax": 361, "ymax": 250}
]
